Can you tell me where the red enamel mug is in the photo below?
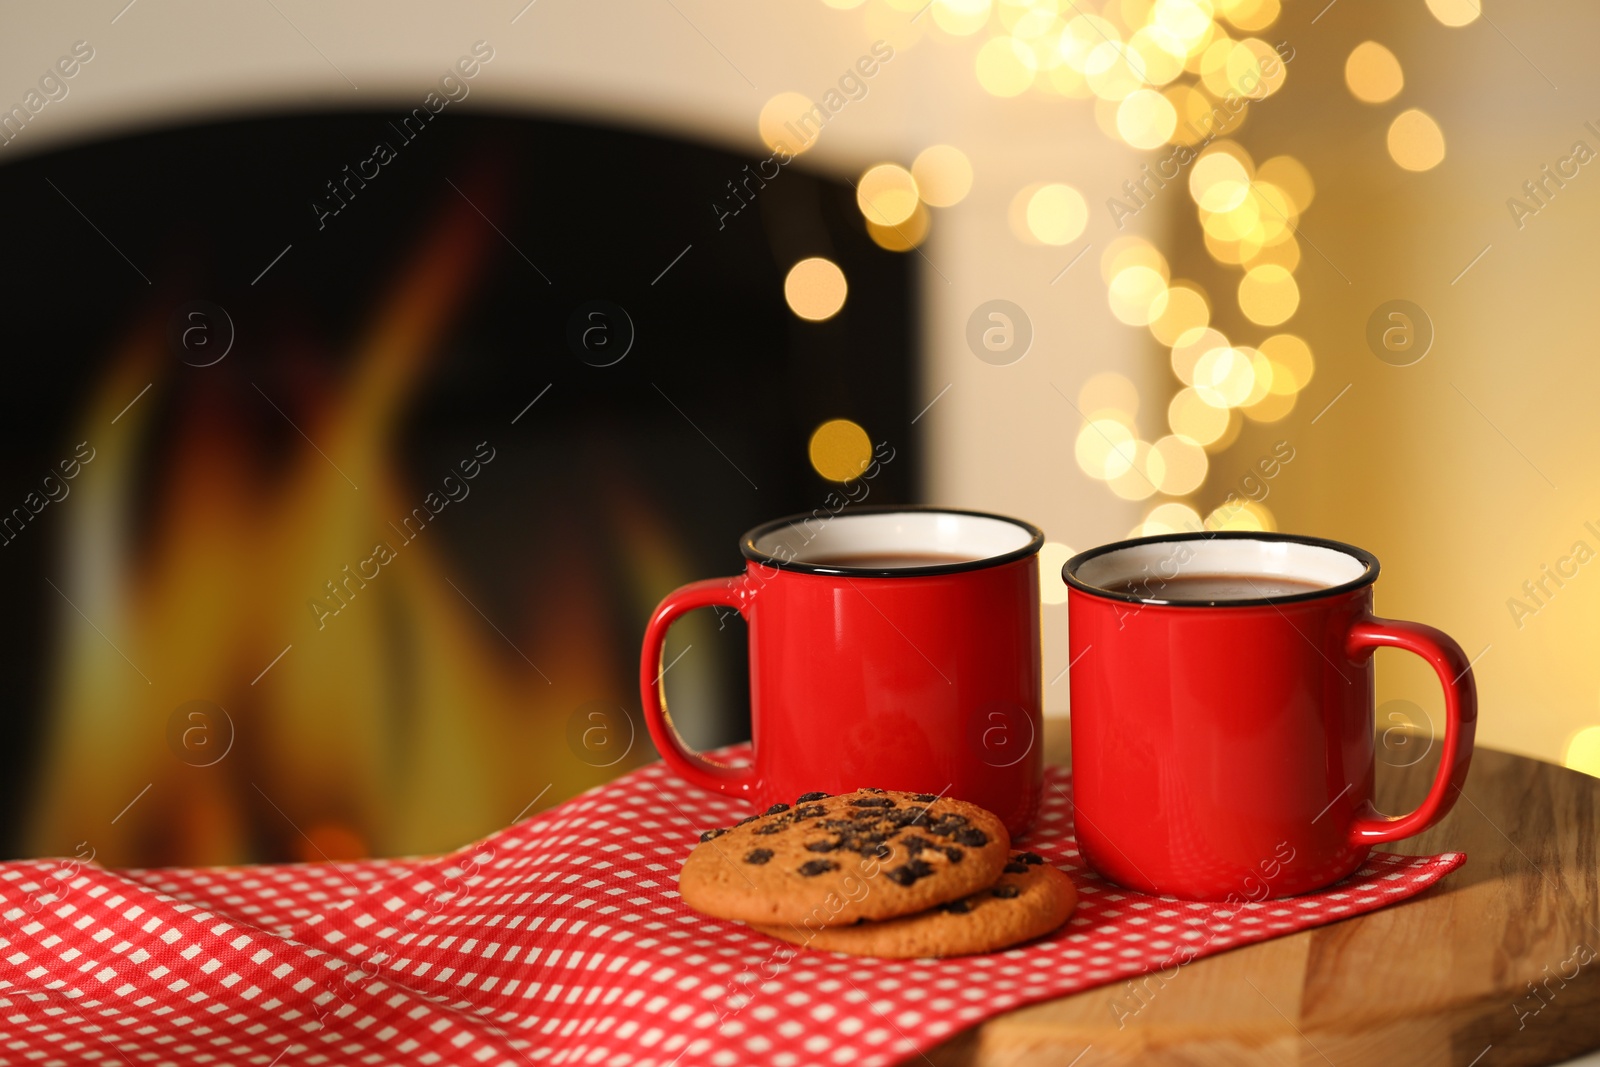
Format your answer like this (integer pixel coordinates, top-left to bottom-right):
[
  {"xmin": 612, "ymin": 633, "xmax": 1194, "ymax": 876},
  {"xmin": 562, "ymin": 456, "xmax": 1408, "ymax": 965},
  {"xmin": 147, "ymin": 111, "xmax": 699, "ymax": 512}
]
[
  {"xmin": 640, "ymin": 506, "xmax": 1045, "ymax": 836},
  {"xmin": 1064, "ymin": 532, "xmax": 1477, "ymax": 900}
]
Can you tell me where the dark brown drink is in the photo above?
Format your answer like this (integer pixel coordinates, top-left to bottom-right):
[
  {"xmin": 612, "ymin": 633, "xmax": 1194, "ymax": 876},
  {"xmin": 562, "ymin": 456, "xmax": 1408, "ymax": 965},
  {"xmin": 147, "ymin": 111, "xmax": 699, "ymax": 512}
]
[{"xmin": 1101, "ymin": 573, "xmax": 1328, "ymax": 601}]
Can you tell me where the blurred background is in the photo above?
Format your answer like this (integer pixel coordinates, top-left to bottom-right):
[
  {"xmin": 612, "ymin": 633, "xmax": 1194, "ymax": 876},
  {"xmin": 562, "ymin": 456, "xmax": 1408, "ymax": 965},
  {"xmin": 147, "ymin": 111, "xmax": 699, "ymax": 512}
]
[{"xmin": 1, "ymin": 0, "xmax": 1595, "ymax": 866}]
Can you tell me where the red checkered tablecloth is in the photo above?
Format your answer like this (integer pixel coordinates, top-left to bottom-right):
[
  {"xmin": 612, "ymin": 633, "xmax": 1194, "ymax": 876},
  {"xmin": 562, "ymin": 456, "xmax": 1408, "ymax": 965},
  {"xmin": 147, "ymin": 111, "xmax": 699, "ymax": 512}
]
[{"xmin": 0, "ymin": 755, "xmax": 1465, "ymax": 1067}]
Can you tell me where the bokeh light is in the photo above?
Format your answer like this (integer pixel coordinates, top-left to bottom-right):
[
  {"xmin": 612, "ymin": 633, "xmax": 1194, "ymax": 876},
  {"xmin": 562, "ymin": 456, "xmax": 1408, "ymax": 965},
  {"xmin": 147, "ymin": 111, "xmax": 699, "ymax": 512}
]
[
  {"xmin": 758, "ymin": 92, "xmax": 820, "ymax": 154},
  {"xmin": 1168, "ymin": 385, "xmax": 1231, "ymax": 445},
  {"xmin": 1151, "ymin": 434, "xmax": 1209, "ymax": 495},
  {"xmin": 1101, "ymin": 237, "xmax": 1170, "ymax": 283},
  {"xmin": 1193, "ymin": 345, "xmax": 1257, "ymax": 408},
  {"xmin": 1345, "ymin": 41, "xmax": 1403, "ymax": 104},
  {"xmin": 976, "ymin": 35, "xmax": 1037, "ymax": 96},
  {"xmin": 1133, "ymin": 501, "xmax": 1204, "ymax": 538},
  {"xmin": 1425, "ymin": 0, "xmax": 1481, "ymax": 27},
  {"xmin": 1149, "ymin": 284, "xmax": 1211, "ymax": 346},
  {"xmin": 857, "ymin": 163, "xmax": 921, "ymax": 226},
  {"xmin": 1117, "ymin": 89, "xmax": 1179, "ymax": 149},
  {"xmin": 1565, "ymin": 725, "xmax": 1600, "ymax": 777},
  {"xmin": 1075, "ymin": 418, "xmax": 1137, "ymax": 481},
  {"xmin": 1107, "ymin": 440, "xmax": 1161, "ymax": 501},
  {"xmin": 808, "ymin": 419, "xmax": 873, "ymax": 482},
  {"xmin": 1078, "ymin": 371, "xmax": 1141, "ymax": 421},
  {"xmin": 1170, "ymin": 325, "xmax": 1229, "ymax": 385},
  {"xmin": 912, "ymin": 145, "xmax": 974, "ymax": 207},
  {"xmin": 867, "ymin": 202, "xmax": 931, "ymax": 251},
  {"xmin": 784, "ymin": 257, "xmax": 848, "ymax": 321},
  {"xmin": 1022, "ymin": 183, "xmax": 1089, "ymax": 244},
  {"xmin": 1108, "ymin": 265, "xmax": 1170, "ymax": 326},
  {"xmin": 1258, "ymin": 332, "xmax": 1314, "ymax": 394},
  {"xmin": 1190, "ymin": 149, "xmax": 1252, "ymax": 212},
  {"xmin": 1256, "ymin": 155, "xmax": 1314, "ymax": 210},
  {"xmin": 1238, "ymin": 264, "xmax": 1299, "ymax": 325},
  {"xmin": 1388, "ymin": 108, "xmax": 1447, "ymax": 171},
  {"xmin": 1205, "ymin": 498, "xmax": 1275, "ymax": 532},
  {"xmin": 932, "ymin": 0, "xmax": 993, "ymax": 36}
]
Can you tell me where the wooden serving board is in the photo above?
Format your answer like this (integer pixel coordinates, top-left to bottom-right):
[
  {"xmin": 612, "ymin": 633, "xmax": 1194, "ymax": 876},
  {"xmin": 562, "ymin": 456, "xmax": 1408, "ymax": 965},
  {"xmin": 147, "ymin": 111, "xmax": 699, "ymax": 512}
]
[{"xmin": 932, "ymin": 723, "xmax": 1600, "ymax": 1067}]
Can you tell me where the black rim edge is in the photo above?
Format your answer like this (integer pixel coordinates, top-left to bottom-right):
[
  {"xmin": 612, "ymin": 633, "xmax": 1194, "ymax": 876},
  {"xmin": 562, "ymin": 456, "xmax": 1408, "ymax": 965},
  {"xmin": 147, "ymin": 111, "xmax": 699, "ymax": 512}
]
[
  {"xmin": 1061, "ymin": 530, "xmax": 1380, "ymax": 608},
  {"xmin": 739, "ymin": 505, "xmax": 1046, "ymax": 578}
]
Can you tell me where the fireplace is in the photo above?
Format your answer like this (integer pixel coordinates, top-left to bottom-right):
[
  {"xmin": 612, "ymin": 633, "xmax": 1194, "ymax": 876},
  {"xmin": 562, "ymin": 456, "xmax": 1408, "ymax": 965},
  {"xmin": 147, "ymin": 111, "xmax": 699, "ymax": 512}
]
[{"xmin": 0, "ymin": 109, "xmax": 916, "ymax": 866}]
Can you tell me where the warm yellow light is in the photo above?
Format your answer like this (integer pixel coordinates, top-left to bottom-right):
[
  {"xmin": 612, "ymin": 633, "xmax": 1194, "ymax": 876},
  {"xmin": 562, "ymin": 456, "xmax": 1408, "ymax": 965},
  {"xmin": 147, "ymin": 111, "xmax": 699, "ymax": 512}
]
[
  {"xmin": 1078, "ymin": 371, "xmax": 1141, "ymax": 421},
  {"xmin": 1128, "ymin": 27, "xmax": 1187, "ymax": 86},
  {"xmin": 1086, "ymin": 41, "xmax": 1144, "ymax": 101},
  {"xmin": 1256, "ymin": 155, "xmax": 1314, "ymax": 210},
  {"xmin": 1243, "ymin": 388, "xmax": 1296, "ymax": 422},
  {"xmin": 1168, "ymin": 385, "xmax": 1231, "ymax": 445},
  {"xmin": 1170, "ymin": 325, "xmax": 1229, "ymax": 385},
  {"xmin": 1189, "ymin": 149, "xmax": 1252, "ymax": 212},
  {"xmin": 1149, "ymin": 284, "xmax": 1210, "ymax": 347},
  {"xmin": 1151, "ymin": 0, "xmax": 1215, "ymax": 48},
  {"xmin": 1205, "ymin": 498, "xmax": 1275, "ymax": 532},
  {"xmin": 1101, "ymin": 237, "xmax": 1170, "ymax": 283},
  {"xmin": 1075, "ymin": 418, "xmax": 1136, "ymax": 480},
  {"xmin": 1258, "ymin": 333, "xmax": 1313, "ymax": 394},
  {"xmin": 1238, "ymin": 345, "xmax": 1275, "ymax": 405},
  {"xmin": 1117, "ymin": 88, "xmax": 1179, "ymax": 149},
  {"xmin": 932, "ymin": 0, "xmax": 993, "ymax": 36},
  {"xmin": 1203, "ymin": 230, "xmax": 1247, "ymax": 265},
  {"xmin": 1200, "ymin": 196, "xmax": 1260, "ymax": 241},
  {"xmin": 1008, "ymin": 1, "xmax": 1062, "ymax": 39},
  {"xmin": 1046, "ymin": 63, "xmax": 1092, "ymax": 97},
  {"xmin": 857, "ymin": 163, "xmax": 921, "ymax": 226},
  {"xmin": 1244, "ymin": 234, "xmax": 1300, "ymax": 272},
  {"xmin": 1425, "ymin": 0, "xmax": 1480, "ymax": 27},
  {"xmin": 1197, "ymin": 37, "xmax": 1238, "ymax": 98},
  {"xmin": 1150, "ymin": 434, "xmax": 1208, "ymax": 495},
  {"xmin": 1219, "ymin": 0, "xmax": 1279, "ymax": 32},
  {"xmin": 1108, "ymin": 440, "xmax": 1161, "ymax": 501},
  {"xmin": 1345, "ymin": 41, "xmax": 1403, "ymax": 105},
  {"xmin": 1566, "ymin": 726, "xmax": 1600, "ymax": 777},
  {"xmin": 1165, "ymin": 84, "xmax": 1215, "ymax": 146},
  {"xmin": 1247, "ymin": 181, "xmax": 1297, "ymax": 241},
  {"xmin": 1058, "ymin": 14, "xmax": 1119, "ymax": 73},
  {"xmin": 867, "ymin": 202, "xmax": 931, "ymax": 251},
  {"xmin": 1109, "ymin": 265, "xmax": 1170, "ymax": 326},
  {"xmin": 808, "ymin": 419, "xmax": 873, "ymax": 481},
  {"xmin": 1388, "ymin": 109, "xmax": 1447, "ymax": 171},
  {"xmin": 1193, "ymin": 345, "xmax": 1257, "ymax": 408},
  {"xmin": 758, "ymin": 92, "xmax": 820, "ymax": 155},
  {"xmin": 976, "ymin": 36, "xmax": 1037, "ymax": 96},
  {"xmin": 1238, "ymin": 264, "xmax": 1299, "ymax": 326},
  {"xmin": 1226, "ymin": 38, "xmax": 1285, "ymax": 98},
  {"xmin": 784, "ymin": 257, "xmax": 848, "ymax": 321},
  {"xmin": 912, "ymin": 145, "xmax": 975, "ymax": 207},
  {"xmin": 1135, "ymin": 501, "xmax": 1204, "ymax": 538},
  {"xmin": 1023, "ymin": 183, "xmax": 1088, "ymax": 244},
  {"xmin": 822, "ymin": 0, "xmax": 867, "ymax": 7},
  {"xmin": 1040, "ymin": 541, "xmax": 1075, "ymax": 605}
]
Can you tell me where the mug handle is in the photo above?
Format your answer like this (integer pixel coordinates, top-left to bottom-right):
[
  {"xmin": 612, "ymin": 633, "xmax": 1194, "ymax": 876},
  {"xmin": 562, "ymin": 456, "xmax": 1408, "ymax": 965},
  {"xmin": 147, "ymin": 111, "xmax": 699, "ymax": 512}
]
[
  {"xmin": 639, "ymin": 577, "xmax": 760, "ymax": 799},
  {"xmin": 1344, "ymin": 616, "xmax": 1478, "ymax": 846}
]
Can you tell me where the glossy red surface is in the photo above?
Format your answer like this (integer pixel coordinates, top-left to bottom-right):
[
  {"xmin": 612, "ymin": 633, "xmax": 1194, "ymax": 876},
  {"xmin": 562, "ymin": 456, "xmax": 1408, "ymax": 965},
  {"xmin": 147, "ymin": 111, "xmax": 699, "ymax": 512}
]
[
  {"xmin": 640, "ymin": 555, "xmax": 1043, "ymax": 836},
  {"xmin": 1067, "ymin": 574, "xmax": 1477, "ymax": 900}
]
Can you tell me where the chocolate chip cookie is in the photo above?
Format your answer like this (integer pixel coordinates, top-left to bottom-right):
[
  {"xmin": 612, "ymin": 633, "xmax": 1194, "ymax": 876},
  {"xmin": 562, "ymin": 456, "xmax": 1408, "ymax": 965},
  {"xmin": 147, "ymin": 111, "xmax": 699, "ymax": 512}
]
[
  {"xmin": 678, "ymin": 789, "xmax": 1011, "ymax": 926},
  {"xmin": 754, "ymin": 852, "xmax": 1076, "ymax": 958}
]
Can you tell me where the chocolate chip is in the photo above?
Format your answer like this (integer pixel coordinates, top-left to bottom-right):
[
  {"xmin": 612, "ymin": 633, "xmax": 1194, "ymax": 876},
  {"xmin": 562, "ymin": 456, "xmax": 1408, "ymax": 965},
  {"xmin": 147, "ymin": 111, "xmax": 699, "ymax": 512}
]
[
  {"xmin": 953, "ymin": 828, "xmax": 989, "ymax": 848},
  {"xmin": 912, "ymin": 793, "xmax": 939, "ymax": 803},
  {"xmin": 793, "ymin": 805, "xmax": 827, "ymax": 820},
  {"xmin": 992, "ymin": 884, "xmax": 1021, "ymax": 899},
  {"xmin": 796, "ymin": 791, "xmax": 831, "ymax": 802},
  {"xmin": 939, "ymin": 899, "xmax": 972, "ymax": 914},
  {"xmin": 1018, "ymin": 852, "xmax": 1044, "ymax": 865},
  {"xmin": 851, "ymin": 798, "xmax": 895, "ymax": 809},
  {"xmin": 753, "ymin": 822, "xmax": 788, "ymax": 836},
  {"xmin": 804, "ymin": 838, "xmax": 840, "ymax": 853},
  {"xmin": 860, "ymin": 787, "xmax": 886, "ymax": 794},
  {"xmin": 699, "ymin": 829, "xmax": 726, "ymax": 842},
  {"xmin": 884, "ymin": 859, "xmax": 937, "ymax": 886},
  {"xmin": 745, "ymin": 849, "xmax": 774, "ymax": 864},
  {"xmin": 1003, "ymin": 861, "xmax": 1028, "ymax": 874},
  {"xmin": 943, "ymin": 847, "xmax": 964, "ymax": 863},
  {"xmin": 735, "ymin": 816, "xmax": 759, "ymax": 826},
  {"xmin": 797, "ymin": 860, "xmax": 838, "ymax": 877},
  {"xmin": 901, "ymin": 835, "xmax": 932, "ymax": 856},
  {"xmin": 765, "ymin": 803, "xmax": 791, "ymax": 815}
]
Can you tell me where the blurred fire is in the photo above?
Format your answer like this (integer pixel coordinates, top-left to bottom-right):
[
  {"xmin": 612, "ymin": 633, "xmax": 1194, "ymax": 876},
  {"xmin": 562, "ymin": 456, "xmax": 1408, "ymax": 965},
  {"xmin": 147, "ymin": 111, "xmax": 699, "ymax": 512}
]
[{"xmin": 23, "ymin": 169, "xmax": 660, "ymax": 867}]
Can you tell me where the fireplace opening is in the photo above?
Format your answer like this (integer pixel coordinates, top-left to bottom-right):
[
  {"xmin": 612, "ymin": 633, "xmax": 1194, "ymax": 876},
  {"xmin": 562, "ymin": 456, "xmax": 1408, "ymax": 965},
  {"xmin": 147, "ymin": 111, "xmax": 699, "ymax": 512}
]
[{"xmin": 0, "ymin": 110, "xmax": 917, "ymax": 866}]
